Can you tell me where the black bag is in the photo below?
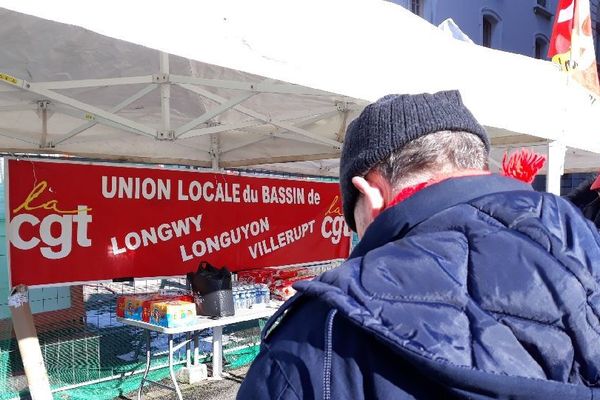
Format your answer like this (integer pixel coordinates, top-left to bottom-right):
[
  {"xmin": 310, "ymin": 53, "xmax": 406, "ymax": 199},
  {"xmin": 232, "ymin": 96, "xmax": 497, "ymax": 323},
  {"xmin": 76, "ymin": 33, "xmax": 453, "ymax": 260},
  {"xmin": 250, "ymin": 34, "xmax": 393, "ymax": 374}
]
[{"xmin": 187, "ymin": 261, "xmax": 234, "ymax": 317}]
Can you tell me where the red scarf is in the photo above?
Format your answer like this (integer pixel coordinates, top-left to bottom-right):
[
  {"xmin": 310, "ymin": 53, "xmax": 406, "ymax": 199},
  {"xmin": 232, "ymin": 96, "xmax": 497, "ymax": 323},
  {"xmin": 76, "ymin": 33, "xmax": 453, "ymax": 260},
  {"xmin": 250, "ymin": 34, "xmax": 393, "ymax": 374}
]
[
  {"xmin": 387, "ymin": 171, "xmax": 491, "ymax": 209},
  {"xmin": 386, "ymin": 149, "xmax": 547, "ymax": 209}
]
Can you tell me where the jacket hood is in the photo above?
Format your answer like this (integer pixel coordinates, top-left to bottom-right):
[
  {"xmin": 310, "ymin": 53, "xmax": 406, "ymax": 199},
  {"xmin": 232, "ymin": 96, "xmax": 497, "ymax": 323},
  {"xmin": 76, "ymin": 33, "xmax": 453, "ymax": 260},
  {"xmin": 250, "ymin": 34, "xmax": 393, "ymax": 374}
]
[{"xmin": 294, "ymin": 175, "xmax": 600, "ymax": 398}]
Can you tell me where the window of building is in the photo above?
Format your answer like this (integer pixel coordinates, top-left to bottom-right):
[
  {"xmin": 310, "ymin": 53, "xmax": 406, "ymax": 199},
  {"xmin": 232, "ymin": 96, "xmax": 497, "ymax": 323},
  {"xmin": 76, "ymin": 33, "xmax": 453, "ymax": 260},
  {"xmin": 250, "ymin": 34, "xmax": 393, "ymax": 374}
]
[
  {"xmin": 410, "ymin": 0, "xmax": 422, "ymax": 16},
  {"xmin": 533, "ymin": 0, "xmax": 553, "ymax": 19},
  {"xmin": 482, "ymin": 15, "xmax": 496, "ymax": 48},
  {"xmin": 535, "ymin": 35, "xmax": 549, "ymax": 59},
  {"xmin": 481, "ymin": 9, "xmax": 502, "ymax": 49}
]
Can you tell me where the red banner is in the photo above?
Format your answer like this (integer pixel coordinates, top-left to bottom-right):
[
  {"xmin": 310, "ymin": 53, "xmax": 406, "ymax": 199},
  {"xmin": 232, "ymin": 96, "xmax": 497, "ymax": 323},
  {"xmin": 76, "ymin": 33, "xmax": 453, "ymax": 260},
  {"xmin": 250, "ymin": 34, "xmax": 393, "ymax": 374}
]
[{"xmin": 6, "ymin": 159, "xmax": 351, "ymax": 287}]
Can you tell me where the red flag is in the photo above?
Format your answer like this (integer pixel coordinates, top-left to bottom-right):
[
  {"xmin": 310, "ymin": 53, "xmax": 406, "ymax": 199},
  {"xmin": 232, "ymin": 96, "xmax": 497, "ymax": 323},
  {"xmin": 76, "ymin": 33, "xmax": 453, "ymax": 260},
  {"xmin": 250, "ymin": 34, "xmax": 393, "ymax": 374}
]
[
  {"xmin": 548, "ymin": 0, "xmax": 575, "ymax": 58},
  {"xmin": 548, "ymin": 0, "xmax": 600, "ymax": 98}
]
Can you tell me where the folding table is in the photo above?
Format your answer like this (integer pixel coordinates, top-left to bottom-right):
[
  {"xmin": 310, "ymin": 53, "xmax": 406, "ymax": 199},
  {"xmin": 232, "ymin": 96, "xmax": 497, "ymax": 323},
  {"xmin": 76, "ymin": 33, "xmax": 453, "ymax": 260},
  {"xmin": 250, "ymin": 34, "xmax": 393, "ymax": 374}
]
[{"xmin": 118, "ymin": 303, "xmax": 281, "ymax": 400}]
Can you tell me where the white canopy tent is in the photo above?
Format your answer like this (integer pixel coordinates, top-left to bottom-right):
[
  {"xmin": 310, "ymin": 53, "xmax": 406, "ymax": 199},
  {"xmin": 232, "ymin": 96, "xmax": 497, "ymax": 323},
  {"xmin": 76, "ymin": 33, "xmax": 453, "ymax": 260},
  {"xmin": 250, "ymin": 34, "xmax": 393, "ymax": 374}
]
[
  {"xmin": 0, "ymin": 0, "xmax": 598, "ymax": 192},
  {"xmin": 0, "ymin": 7, "xmax": 363, "ymax": 169},
  {"xmin": 0, "ymin": 2, "xmax": 599, "ymax": 396}
]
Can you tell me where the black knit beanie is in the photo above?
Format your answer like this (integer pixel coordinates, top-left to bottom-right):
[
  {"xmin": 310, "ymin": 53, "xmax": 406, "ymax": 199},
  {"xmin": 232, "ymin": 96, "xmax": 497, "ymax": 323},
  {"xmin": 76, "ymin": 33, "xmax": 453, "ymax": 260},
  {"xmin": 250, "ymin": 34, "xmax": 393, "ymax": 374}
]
[{"xmin": 340, "ymin": 90, "xmax": 490, "ymax": 231}]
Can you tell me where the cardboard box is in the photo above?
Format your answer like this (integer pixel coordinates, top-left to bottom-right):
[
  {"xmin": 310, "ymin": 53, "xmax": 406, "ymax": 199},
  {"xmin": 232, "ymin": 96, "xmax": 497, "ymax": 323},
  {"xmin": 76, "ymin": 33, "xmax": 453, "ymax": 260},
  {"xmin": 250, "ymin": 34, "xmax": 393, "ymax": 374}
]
[
  {"xmin": 117, "ymin": 293, "xmax": 193, "ymax": 320},
  {"xmin": 116, "ymin": 294, "xmax": 155, "ymax": 320},
  {"xmin": 144, "ymin": 300, "xmax": 196, "ymax": 327}
]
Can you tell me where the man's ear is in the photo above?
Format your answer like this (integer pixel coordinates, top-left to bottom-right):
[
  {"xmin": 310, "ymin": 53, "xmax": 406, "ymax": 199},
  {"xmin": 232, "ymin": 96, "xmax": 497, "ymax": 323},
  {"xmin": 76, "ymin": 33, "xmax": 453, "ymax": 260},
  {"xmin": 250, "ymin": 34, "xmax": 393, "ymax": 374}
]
[{"xmin": 351, "ymin": 175, "xmax": 386, "ymax": 216}]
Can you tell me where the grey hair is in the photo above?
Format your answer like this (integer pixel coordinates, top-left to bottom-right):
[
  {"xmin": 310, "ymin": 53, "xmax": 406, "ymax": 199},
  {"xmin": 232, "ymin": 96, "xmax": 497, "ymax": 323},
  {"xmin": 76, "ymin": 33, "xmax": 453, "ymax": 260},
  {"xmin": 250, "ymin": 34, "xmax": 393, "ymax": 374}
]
[{"xmin": 374, "ymin": 131, "xmax": 489, "ymax": 190}]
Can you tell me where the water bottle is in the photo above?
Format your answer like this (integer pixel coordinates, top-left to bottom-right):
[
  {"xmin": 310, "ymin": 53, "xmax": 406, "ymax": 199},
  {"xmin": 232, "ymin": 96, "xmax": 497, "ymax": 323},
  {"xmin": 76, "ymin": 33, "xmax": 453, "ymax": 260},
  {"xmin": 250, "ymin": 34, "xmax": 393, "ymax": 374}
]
[
  {"xmin": 262, "ymin": 285, "xmax": 269, "ymax": 304},
  {"xmin": 232, "ymin": 288, "xmax": 239, "ymax": 311},
  {"xmin": 242, "ymin": 291, "xmax": 247, "ymax": 309},
  {"xmin": 254, "ymin": 285, "xmax": 262, "ymax": 305},
  {"xmin": 251, "ymin": 286, "xmax": 258, "ymax": 307}
]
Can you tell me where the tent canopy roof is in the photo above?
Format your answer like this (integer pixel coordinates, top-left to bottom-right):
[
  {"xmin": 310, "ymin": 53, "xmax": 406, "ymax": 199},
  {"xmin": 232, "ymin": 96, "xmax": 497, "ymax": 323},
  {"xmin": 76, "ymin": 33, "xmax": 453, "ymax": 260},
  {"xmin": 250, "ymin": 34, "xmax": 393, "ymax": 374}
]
[{"xmin": 0, "ymin": 0, "xmax": 598, "ymax": 174}]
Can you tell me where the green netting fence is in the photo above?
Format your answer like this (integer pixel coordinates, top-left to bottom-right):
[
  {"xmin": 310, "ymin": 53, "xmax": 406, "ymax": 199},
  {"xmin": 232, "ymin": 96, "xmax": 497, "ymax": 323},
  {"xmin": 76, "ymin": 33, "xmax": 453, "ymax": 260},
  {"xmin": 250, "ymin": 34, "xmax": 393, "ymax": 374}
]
[
  {"xmin": 0, "ymin": 159, "xmax": 339, "ymax": 400},
  {"xmin": 0, "ymin": 277, "xmax": 266, "ymax": 400}
]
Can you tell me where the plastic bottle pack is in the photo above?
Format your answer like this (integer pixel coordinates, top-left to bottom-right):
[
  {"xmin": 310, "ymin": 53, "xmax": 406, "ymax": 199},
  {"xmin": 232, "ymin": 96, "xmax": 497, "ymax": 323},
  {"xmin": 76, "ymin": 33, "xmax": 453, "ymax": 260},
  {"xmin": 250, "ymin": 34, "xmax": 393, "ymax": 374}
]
[{"xmin": 232, "ymin": 282, "xmax": 271, "ymax": 311}]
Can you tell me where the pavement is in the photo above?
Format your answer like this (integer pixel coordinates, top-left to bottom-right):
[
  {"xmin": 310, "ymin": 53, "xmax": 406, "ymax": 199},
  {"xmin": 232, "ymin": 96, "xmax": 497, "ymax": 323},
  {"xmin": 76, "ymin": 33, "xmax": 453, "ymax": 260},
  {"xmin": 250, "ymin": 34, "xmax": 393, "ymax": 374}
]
[{"xmin": 124, "ymin": 365, "xmax": 249, "ymax": 400}]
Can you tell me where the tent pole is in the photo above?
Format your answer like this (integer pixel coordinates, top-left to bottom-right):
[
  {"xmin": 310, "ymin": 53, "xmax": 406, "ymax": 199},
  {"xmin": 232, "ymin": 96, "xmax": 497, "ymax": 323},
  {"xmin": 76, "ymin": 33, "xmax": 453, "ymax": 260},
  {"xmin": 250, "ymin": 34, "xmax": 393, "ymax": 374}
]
[
  {"xmin": 160, "ymin": 52, "xmax": 171, "ymax": 134},
  {"xmin": 211, "ymin": 134, "xmax": 220, "ymax": 170},
  {"xmin": 38, "ymin": 100, "xmax": 49, "ymax": 148},
  {"xmin": 545, "ymin": 141, "xmax": 566, "ymax": 195},
  {"xmin": 10, "ymin": 285, "xmax": 53, "ymax": 400}
]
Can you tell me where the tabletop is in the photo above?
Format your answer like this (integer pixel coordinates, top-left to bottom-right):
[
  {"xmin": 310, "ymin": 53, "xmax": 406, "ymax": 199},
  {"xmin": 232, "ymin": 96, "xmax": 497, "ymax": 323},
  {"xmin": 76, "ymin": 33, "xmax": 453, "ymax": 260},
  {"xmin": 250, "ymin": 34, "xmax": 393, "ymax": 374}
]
[{"xmin": 117, "ymin": 301, "xmax": 283, "ymax": 334}]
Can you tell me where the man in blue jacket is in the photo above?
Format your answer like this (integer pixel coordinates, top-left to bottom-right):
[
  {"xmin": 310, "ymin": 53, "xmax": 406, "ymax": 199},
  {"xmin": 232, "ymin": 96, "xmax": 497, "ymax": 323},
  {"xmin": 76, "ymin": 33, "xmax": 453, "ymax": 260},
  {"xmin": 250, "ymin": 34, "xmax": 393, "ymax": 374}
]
[{"xmin": 238, "ymin": 91, "xmax": 600, "ymax": 399}]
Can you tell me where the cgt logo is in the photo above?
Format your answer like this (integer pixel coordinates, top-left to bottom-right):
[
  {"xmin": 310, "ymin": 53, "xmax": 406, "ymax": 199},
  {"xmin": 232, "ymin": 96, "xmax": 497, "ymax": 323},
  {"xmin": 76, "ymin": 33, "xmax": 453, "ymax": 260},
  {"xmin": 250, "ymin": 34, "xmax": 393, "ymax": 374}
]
[
  {"xmin": 321, "ymin": 195, "xmax": 351, "ymax": 245},
  {"xmin": 9, "ymin": 181, "xmax": 92, "ymax": 259}
]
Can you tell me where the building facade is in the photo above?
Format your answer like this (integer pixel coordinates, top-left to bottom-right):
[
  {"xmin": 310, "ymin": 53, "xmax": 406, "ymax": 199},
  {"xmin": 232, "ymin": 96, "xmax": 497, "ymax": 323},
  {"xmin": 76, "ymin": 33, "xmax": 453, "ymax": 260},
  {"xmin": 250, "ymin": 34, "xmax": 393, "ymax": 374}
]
[{"xmin": 394, "ymin": 0, "xmax": 600, "ymax": 67}]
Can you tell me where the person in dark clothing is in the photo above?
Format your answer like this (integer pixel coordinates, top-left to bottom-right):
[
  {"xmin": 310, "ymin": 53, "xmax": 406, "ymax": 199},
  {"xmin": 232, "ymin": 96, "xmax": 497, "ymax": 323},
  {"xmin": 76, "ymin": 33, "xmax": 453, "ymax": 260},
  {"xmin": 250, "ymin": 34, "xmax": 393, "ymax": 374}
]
[
  {"xmin": 565, "ymin": 174, "xmax": 600, "ymax": 229},
  {"xmin": 237, "ymin": 91, "xmax": 600, "ymax": 400}
]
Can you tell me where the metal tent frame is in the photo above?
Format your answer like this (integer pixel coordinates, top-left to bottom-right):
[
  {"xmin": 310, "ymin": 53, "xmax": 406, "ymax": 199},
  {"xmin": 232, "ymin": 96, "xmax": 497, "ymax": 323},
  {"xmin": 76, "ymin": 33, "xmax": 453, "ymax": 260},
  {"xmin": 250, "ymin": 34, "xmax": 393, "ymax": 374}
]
[{"xmin": 0, "ymin": 0, "xmax": 598, "ymax": 191}]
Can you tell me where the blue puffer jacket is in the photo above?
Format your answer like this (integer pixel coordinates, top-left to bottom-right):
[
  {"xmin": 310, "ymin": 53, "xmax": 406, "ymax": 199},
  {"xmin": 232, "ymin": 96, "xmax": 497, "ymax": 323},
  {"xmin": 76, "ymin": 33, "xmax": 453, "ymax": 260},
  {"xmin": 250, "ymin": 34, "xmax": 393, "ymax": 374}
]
[{"xmin": 238, "ymin": 175, "xmax": 600, "ymax": 399}]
